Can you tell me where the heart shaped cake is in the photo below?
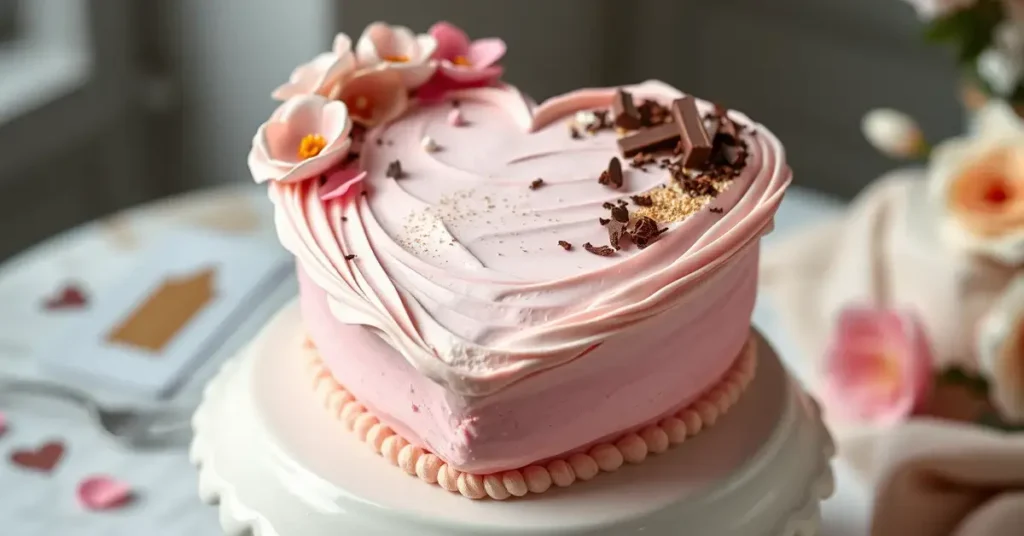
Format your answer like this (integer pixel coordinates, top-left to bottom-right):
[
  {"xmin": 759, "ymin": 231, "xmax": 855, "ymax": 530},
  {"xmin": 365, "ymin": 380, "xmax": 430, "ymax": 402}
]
[{"xmin": 250, "ymin": 20, "xmax": 791, "ymax": 498}]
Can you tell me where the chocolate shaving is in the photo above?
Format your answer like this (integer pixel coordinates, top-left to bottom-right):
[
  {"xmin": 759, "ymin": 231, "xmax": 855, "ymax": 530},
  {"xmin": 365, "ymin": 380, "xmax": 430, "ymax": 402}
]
[
  {"xmin": 602, "ymin": 202, "xmax": 616, "ymax": 210},
  {"xmin": 558, "ymin": 240, "xmax": 572, "ymax": 251},
  {"xmin": 710, "ymin": 207, "xmax": 724, "ymax": 214},
  {"xmin": 570, "ymin": 126, "xmax": 582, "ymax": 140},
  {"xmin": 612, "ymin": 89, "xmax": 642, "ymax": 130},
  {"xmin": 638, "ymin": 100, "xmax": 671, "ymax": 127},
  {"xmin": 583, "ymin": 242, "xmax": 615, "ymax": 257},
  {"xmin": 599, "ymin": 217, "xmax": 610, "ymax": 225},
  {"xmin": 529, "ymin": 178, "xmax": 544, "ymax": 190},
  {"xmin": 610, "ymin": 204, "xmax": 629, "ymax": 223},
  {"xmin": 342, "ymin": 216, "xmax": 348, "ymax": 222},
  {"xmin": 607, "ymin": 220, "xmax": 626, "ymax": 250},
  {"xmin": 385, "ymin": 160, "xmax": 404, "ymax": 179},
  {"xmin": 629, "ymin": 216, "xmax": 664, "ymax": 249},
  {"xmin": 344, "ymin": 254, "xmax": 357, "ymax": 261},
  {"xmin": 672, "ymin": 97, "xmax": 712, "ymax": 169},
  {"xmin": 630, "ymin": 194, "xmax": 653, "ymax": 206},
  {"xmin": 607, "ymin": 157, "xmax": 623, "ymax": 188}
]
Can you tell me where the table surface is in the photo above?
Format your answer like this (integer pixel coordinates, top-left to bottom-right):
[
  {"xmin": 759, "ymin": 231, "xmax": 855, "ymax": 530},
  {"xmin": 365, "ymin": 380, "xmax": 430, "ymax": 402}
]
[{"xmin": 0, "ymin": 184, "xmax": 868, "ymax": 536}]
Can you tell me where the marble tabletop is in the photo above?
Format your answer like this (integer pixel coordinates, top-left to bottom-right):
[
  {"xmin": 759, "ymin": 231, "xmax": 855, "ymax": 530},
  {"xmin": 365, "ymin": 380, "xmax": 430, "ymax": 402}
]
[{"xmin": 0, "ymin": 184, "xmax": 868, "ymax": 536}]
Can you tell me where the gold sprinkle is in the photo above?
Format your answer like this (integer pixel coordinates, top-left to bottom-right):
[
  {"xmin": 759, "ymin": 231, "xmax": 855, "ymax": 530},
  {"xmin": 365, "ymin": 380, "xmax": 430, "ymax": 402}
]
[{"xmin": 633, "ymin": 179, "xmax": 733, "ymax": 223}]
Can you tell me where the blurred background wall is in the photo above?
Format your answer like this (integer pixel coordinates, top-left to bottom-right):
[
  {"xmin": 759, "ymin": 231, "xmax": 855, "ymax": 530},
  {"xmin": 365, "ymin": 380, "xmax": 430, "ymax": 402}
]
[{"xmin": 0, "ymin": 0, "xmax": 966, "ymax": 260}]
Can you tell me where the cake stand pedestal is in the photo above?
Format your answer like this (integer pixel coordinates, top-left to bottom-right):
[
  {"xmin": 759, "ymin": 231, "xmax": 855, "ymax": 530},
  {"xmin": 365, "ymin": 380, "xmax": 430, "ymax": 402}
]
[{"xmin": 190, "ymin": 303, "xmax": 835, "ymax": 536}]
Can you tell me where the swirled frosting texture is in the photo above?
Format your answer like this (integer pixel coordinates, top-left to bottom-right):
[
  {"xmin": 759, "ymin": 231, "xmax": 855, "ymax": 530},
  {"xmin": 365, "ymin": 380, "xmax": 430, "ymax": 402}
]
[{"xmin": 270, "ymin": 80, "xmax": 791, "ymax": 398}]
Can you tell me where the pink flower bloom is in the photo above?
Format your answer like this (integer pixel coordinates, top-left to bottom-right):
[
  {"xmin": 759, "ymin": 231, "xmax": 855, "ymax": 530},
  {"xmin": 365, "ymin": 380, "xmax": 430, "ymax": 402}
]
[
  {"xmin": 247, "ymin": 95, "xmax": 352, "ymax": 184},
  {"xmin": 355, "ymin": 22, "xmax": 437, "ymax": 89},
  {"xmin": 429, "ymin": 21, "xmax": 506, "ymax": 84},
  {"xmin": 338, "ymin": 68, "xmax": 408, "ymax": 127},
  {"xmin": 416, "ymin": 22, "xmax": 506, "ymax": 102},
  {"xmin": 901, "ymin": 0, "xmax": 977, "ymax": 19},
  {"xmin": 821, "ymin": 306, "xmax": 934, "ymax": 426},
  {"xmin": 272, "ymin": 34, "xmax": 357, "ymax": 101}
]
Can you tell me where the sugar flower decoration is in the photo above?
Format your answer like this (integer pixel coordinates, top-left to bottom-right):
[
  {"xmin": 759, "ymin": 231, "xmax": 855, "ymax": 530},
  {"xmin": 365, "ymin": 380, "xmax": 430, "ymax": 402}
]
[
  {"xmin": 930, "ymin": 101, "xmax": 1024, "ymax": 265},
  {"xmin": 977, "ymin": 274, "xmax": 1024, "ymax": 422},
  {"xmin": 822, "ymin": 306, "xmax": 934, "ymax": 426},
  {"xmin": 272, "ymin": 33, "xmax": 357, "ymax": 101},
  {"xmin": 248, "ymin": 94, "xmax": 352, "ymax": 184},
  {"xmin": 355, "ymin": 22, "xmax": 437, "ymax": 89},
  {"xmin": 429, "ymin": 22, "xmax": 506, "ymax": 85},
  {"xmin": 337, "ymin": 68, "xmax": 408, "ymax": 127},
  {"xmin": 862, "ymin": 108, "xmax": 928, "ymax": 159}
]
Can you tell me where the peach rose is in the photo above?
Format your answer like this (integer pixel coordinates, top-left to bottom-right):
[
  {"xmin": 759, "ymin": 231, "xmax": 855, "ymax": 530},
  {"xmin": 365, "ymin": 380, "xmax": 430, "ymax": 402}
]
[
  {"xmin": 337, "ymin": 68, "xmax": 408, "ymax": 128},
  {"xmin": 822, "ymin": 306, "xmax": 935, "ymax": 426},
  {"xmin": 931, "ymin": 102, "xmax": 1024, "ymax": 265},
  {"xmin": 247, "ymin": 95, "xmax": 352, "ymax": 184},
  {"xmin": 272, "ymin": 33, "xmax": 357, "ymax": 101},
  {"xmin": 355, "ymin": 22, "xmax": 437, "ymax": 89},
  {"xmin": 977, "ymin": 274, "xmax": 1024, "ymax": 422}
]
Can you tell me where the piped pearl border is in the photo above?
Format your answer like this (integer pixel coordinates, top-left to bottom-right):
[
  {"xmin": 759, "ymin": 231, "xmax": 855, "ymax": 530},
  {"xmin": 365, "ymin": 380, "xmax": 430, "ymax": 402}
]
[{"xmin": 305, "ymin": 334, "xmax": 756, "ymax": 500}]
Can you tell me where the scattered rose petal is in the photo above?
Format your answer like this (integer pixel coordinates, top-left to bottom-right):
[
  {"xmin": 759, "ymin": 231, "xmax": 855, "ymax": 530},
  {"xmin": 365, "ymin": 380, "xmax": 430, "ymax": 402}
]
[
  {"xmin": 448, "ymin": 109, "xmax": 466, "ymax": 127},
  {"xmin": 43, "ymin": 284, "xmax": 88, "ymax": 310},
  {"xmin": 10, "ymin": 441, "xmax": 65, "ymax": 473},
  {"xmin": 319, "ymin": 168, "xmax": 368, "ymax": 201},
  {"xmin": 77, "ymin": 475, "xmax": 134, "ymax": 511}
]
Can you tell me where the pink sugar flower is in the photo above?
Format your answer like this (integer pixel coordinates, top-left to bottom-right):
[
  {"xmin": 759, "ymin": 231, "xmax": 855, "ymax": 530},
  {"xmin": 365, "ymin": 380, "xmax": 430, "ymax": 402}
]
[
  {"xmin": 337, "ymin": 68, "xmax": 409, "ymax": 128},
  {"xmin": 416, "ymin": 22, "xmax": 506, "ymax": 101},
  {"xmin": 247, "ymin": 94, "xmax": 352, "ymax": 184},
  {"xmin": 821, "ymin": 306, "xmax": 934, "ymax": 426},
  {"xmin": 272, "ymin": 33, "xmax": 357, "ymax": 101}
]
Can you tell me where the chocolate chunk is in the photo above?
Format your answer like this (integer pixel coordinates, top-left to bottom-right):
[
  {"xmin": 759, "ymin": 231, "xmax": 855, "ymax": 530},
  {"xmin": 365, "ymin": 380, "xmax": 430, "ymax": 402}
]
[
  {"xmin": 570, "ymin": 126, "xmax": 582, "ymax": 140},
  {"xmin": 558, "ymin": 240, "xmax": 572, "ymax": 251},
  {"xmin": 583, "ymin": 242, "xmax": 615, "ymax": 257},
  {"xmin": 612, "ymin": 89, "xmax": 642, "ymax": 130},
  {"xmin": 529, "ymin": 178, "xmax": 544, "ymax": 190},
  {"xmin": 610, "ymin": 204, "xmax": 629, "ymax": 223},
  {"xmin": 671, "ymin": 97, "xmax": 712, "ymax": 169},
  {"xmin": 630, "ymin": 194, "xmax": 653, "ymax": 206},
  {"xmin": 638, "ymin": 100, "xmax": 671, "ymax": 127},
  {"xmin": 385, "ymin": 160, "xmax": 404, "ymax": 179},
  {"xmin": 344, "ymin": 254, "xmax": 357, "ymax": 261},
  {"xmin": 617, "ymin": 122, "xmax": 679, "ymax": 157}
]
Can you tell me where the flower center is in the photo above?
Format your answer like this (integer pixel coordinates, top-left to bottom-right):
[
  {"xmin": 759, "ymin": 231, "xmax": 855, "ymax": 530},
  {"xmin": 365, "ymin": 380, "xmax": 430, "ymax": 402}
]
[
  {"xmin": 382, "ymin": 54, "xmax": 410, "ymax": 63},
  {"xmin": 983, "ymin": 179, "xmax": 1011, "ymax": 205},
  {"xmin": 298, "ymin": 134, "xmax": 327, "ymax": 160},
  {"xmin": 872, "ymin": 351, "xmax": 903, "ymax": 395},
  {"xmin": 452, "ymin": 55, "xmax": 472, "ymax": 67}
]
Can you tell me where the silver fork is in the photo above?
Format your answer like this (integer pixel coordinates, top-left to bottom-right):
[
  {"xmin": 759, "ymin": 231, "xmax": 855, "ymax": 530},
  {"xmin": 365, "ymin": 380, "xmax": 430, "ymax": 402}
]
[{"xmin": 0, "ymin": 379, "xmax": 192, "ymax": 449}]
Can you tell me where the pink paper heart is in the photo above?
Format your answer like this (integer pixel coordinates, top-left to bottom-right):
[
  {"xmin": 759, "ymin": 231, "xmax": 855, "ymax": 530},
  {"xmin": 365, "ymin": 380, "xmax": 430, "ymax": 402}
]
[{"xmin": 77, "ymin": 475, "xmax": 134, "ymax": 511}]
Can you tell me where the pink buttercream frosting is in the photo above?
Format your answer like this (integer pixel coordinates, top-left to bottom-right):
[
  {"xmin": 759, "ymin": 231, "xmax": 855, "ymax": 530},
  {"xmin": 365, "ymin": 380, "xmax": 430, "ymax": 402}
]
[{"xmin": 270, "ymin": 80, "xmax": 791, "ymax": 472}]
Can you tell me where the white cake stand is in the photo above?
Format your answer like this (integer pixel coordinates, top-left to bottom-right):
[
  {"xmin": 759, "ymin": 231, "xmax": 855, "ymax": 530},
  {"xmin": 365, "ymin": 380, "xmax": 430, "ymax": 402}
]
[{"xmin": 190, "ymin": 303, "xmax": 835, "ymax": 536}]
